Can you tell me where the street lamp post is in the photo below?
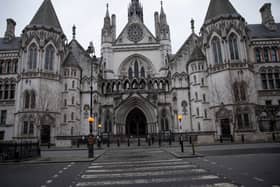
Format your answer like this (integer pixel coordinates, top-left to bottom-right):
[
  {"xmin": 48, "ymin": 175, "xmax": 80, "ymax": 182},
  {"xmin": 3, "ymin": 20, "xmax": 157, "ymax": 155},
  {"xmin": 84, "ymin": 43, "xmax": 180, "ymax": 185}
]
[
  {"xmin": 87, "ymin": 42, "xmax": 96, "ymax": 158},
  {"xmin": 88, "ymin": 116, "xmax": 94, "ymax": 158},
  {"xmin": 177, "ymin": 114, "xmax": 184, "ymax": 153}
]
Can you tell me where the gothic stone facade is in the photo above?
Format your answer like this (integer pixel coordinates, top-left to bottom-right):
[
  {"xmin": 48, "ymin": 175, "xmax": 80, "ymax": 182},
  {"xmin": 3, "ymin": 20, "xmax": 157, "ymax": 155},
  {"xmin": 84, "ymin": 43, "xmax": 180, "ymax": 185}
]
[{"xmin": 0, "ymin": 0, "xmax": 279, "ymax": 145}]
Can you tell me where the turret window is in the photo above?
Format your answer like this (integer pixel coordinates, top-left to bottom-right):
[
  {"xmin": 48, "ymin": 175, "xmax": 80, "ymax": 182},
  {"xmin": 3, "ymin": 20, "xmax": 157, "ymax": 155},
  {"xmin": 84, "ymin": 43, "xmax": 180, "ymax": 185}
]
[
  {"xmin": 211, "ymin": 37, "xmax": 223, "ymax": 64},
  {"xmin": 45, "ymin": 45, "xmax": 54, "ymax": 71},
  {"xmin": 229, "ymin": 33, "xmax": 239, "ymax": 60},
  {"xmin": 24, "ymin": 90, "xmax": 36, "ymax": 109},
  {"xmin": 128, "ymin": 67, "xmax": 133, "ymax": 79},
  {"xmin": 28, "ymin": 43, "xmax": 37, "ymax": 70}
]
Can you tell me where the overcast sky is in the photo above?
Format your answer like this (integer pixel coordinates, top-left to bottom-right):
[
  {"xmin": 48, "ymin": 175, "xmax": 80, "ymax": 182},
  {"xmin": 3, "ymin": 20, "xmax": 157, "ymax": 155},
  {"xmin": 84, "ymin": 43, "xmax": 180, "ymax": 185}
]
[{"xmin": 1, "ymin": 0, "xmax": 279, "ymax": 55}]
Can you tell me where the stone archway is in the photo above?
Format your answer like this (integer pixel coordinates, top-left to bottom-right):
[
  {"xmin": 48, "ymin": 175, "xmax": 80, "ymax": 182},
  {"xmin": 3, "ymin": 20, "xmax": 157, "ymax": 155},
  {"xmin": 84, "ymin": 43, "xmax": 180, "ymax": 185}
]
[
  {"xmin": 126, "ymin": 108, "xmax": 147, "ymax": 137},
  {"xmin": 115, "ymin": 95, "xmax": 157, "ymax": 135}
]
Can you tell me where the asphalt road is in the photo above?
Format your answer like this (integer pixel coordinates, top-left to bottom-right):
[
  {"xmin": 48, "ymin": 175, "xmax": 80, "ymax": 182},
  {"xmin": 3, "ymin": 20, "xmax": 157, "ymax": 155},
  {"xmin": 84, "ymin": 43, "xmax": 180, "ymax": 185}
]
[
  {"xmin": 0, "ymin": 144, "xmax": 280, "ymax": 187},
  {"xmin": 189, "ymin": 153, "xmax": 280, "ymax": 187}
]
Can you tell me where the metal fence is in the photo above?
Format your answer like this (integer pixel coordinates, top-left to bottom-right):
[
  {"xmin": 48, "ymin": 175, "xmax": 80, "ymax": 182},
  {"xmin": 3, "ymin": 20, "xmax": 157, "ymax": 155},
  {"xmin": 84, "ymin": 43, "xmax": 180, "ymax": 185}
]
[{"xmin": 0, "ymin": 141, "xmax": 41, "ymax": 161}]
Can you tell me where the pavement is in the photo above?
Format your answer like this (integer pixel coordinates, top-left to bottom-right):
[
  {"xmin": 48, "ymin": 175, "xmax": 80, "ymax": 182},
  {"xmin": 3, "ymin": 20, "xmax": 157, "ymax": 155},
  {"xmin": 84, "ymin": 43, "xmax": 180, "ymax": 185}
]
[{"xmin": 1, "ymin": 142, "xmax": 280, "ymax": 164}]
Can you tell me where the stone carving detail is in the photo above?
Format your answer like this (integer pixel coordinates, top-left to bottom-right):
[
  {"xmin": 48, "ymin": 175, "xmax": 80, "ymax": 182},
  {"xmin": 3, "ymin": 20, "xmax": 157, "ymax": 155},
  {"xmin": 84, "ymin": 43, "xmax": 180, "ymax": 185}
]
[{"xmin": 127, "ymin": 23, "xmax": 144, "ymax": 42}]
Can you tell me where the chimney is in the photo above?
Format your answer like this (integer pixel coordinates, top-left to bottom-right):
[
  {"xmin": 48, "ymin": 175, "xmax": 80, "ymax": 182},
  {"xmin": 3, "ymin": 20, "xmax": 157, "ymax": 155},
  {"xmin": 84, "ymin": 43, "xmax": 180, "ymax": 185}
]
[
  {"xmin": 260, "ymin": 3, "xmax": 277, "ymax": 31},
  {"xmin": 4, "ymin": 18, "xmax": 16, "ymax": 41}
]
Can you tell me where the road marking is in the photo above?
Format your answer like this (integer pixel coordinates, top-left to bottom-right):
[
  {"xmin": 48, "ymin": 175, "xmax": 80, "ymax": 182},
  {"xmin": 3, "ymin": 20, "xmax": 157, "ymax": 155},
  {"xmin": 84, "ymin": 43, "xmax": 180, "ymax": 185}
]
[
  {"xmin": 89, "ymin": 166, "xmax": 103, "ymax": 169},
  {"xmin": 82, "ymin": 168, "xmax": 206, "ymax": 179},
  {"xmin": 253, "ymin": 177, "xmax": 264, "ymax": 182},
  {"xmin": 76, "ymin": 175, "xmax": 219, "ymax": 186},
  {"xmin": 203, "ymin": 159, "xmax": 209, "ymax": 162},
  {"xmin": 211, "ymin": 162, "xmax": 217, "ymax": 165},
  {"xmin": 63, "ymin": 167, "xmax": 68, "ymax": 170},
  {"xmin": 228, "ymin": 168, "xmax": 233, "ymax": 170},
  {"xmin": 46, "ymin": 180, "xmax": 53, "ymax": 184},
  {"xmin": 272, "ymin": 185, "xmax": 280, "ymax": 187},
  {"xmin": 41, "ymin": 185, "xmax": 47, "ymax": 187},
  {"xmin": 213, "ymin": 183, "xmax": 239, "ymax": 187},
  {"xmin": 53, "ymin": 174, "xmax": 59, "ymax": 178},
  {"xmin": 59, "ymin": 170, "xmax": 63, "ymax": 174},
  {"xmin": 91, "ymin": 159, "xmax": 182, "ymax": 166},
  {"xmin": 89, "ymin": 161, "xmax": 190, "ymax": 169},
  {"xmin": 86, "ymin": 164, "xmax": 197, "ymax": 173}
]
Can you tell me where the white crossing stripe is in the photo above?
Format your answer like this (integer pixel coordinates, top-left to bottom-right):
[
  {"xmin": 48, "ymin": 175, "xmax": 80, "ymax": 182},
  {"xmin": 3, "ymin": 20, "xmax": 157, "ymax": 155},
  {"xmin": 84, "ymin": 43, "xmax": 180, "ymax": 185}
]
[
  {"xmin": 91, "ymin": 158, "xmax": 182, "ymax": 166},
  {"xmin": 86, "ymin": 164, "xmax": 196, "ymax": 173},
  {"xmin": 76, "ymin": 175, "xmax": 220, "ymax": 186},
  {"xmin": 89, "ymin": 160, "xmax": 190, "ymax": 169},
  {"xmin": 82, "ymin": 168, "xmax": 207, "ymax": 179}
]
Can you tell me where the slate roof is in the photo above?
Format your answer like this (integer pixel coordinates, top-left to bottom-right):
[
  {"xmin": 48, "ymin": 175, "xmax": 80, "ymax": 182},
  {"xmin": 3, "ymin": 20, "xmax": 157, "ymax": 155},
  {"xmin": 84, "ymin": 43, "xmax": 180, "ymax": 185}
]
[
  {"xmin": 247, "ymin": 23, "xmax": 280, "ymax": 39},
  {"xmin": 188, "ymin": 46, "xmax": 206, "ymax": 63},
  {"xmin": 29, "ymin": 0, "xmax": 62, "ymax": 31},
  {"xmin": 62, "ymin": 52, "xmax": 81, "ymax": 69},
  {"xmin": 0, "ymin": 37, "xmax": 21, "ymax": 51},
  {"xmin": 204, "ymin": 0, "xmax": 241, "ymax": 23}
]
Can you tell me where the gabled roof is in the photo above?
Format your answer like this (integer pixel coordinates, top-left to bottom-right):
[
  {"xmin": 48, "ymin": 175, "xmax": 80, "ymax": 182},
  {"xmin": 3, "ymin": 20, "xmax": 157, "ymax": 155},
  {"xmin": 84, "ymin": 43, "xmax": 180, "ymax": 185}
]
[
  {"xmin": 62, "ymin": 52, "xmax": 81, "ymax": 69},
  {"xmin": 188, "ymin": 46, "xmax": 205, "ymax": 63},
  {"xmin": 248, "ymin": 23, "xmax": 280, "ymax": 39},
  {"xmin": 0, "ymin": 37, "xmax": 21, "ymax": 51},
  {"xmin": 204, "ymin": 0, "xmax": 241, "ymax": 23},
  {"xmin": 29, "ymin": 0, "xmax": 62, "ymax": 31},
  {"xmin": 172, "ymin": 33, "xmax": 199, "ymax": 60}
]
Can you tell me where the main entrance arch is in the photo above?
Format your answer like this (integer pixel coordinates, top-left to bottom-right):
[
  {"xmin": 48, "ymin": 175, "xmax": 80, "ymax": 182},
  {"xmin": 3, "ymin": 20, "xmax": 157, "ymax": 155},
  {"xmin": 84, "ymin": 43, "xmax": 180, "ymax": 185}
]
[
  {"xmin": 126, "ymin": 108, "xmax": 147, "ymax": 136},
  {"xmin": 114, "ymin": 95, "xmax": 157, "ymax": 135}
]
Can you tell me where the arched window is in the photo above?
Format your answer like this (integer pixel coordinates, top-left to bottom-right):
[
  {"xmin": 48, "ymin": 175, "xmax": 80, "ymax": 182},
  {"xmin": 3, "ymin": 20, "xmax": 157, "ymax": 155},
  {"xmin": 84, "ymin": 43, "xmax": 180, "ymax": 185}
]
[
  {"xmin": 211, "ymin": 37, "xmax": 223, "ymax": 64},
  {"xmin": 72, "ymin": 96, "xmax": 75, "ymax": 105},
  {"xmin": 193, "ymin": 75, "xmax": 197, "ymax": 83},
  {"xmin": 45, "ymin": 45, "xmax": 55, "ymax": 70},
  {"xmin": 64, "ymin": 114, "xmax": 67, "ymax": 123},
  {"xmin": 134, "ymin": 60, "xmax": 139, "ymax": 78},
  {"xmin": 196, "ymin": 108, "xmax": 200, "ymax": 116},
  {"xmin": 240, "ymin": 82, "xmax": 247, "ymax": 101},
  {"xmin": 64, "ymin": 83, "xmax": 67, "ymax": 90},
  {"xmin": 233, "ymin": 82, "xmax": 240, "ymax": 102},
  {"xmin": 255, "ymin": 48, "xmax": 261, "ymax": 63},
  {"xmin": 264, "ymin": 48, "xmax": 269, "ymax": 62},
  {"xmin": 4, "ymin": 81, "xmax": 9, "ymax": 99},
  {"xmin": 229, "ymin": 33, "xmax": 239, "ymax": 60},
  {"xmin": 203, "ymin": 94, "xmax": 206, "ymax": 102},
  {"xmin": 72, "ymin": 80, "xmax": 75, "ymax": 89},
  {"xmin": 140, "ymin": 67, "xmax": 145, "ymax": 78},
  {"xmin": 204, "ymin": 109, "xmax": 208, "ymax": 118},
  {"xmin": 24, "ymin": 91, "xmax": 30, "ymax": 109},
  {"xmin": 71, "ymin": 112, "xmax": 74, "ymax": 120},
  {"xmin": 10, "ymin": 82, "xmax": 15, "ymax": 99},
  {"xmin": 195, "ymin": 92, "xmax": 198, "ymax": 100},
  {"xmin": 28, "ymin": 43, "xmax": 37, "ymax": 70},
  {"xmin": 271, "ymin": 48, "xmax": 278, "ymax": 62},
  {"xmin": 64, "ymin": 99, "xmax": 67, "ymax": 106},
  {"xmin": 128, "ymin": 67, "xmax": 133, "ymax": 79},
  {"xmin": 30, "ymin": 91, "xmax": 36, "ymax": 109}
]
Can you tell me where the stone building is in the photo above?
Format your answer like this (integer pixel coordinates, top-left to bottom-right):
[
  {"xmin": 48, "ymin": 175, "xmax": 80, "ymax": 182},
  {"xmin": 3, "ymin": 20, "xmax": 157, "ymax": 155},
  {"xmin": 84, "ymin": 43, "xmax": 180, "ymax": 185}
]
[{"xmin": 0, "ymin": 0, "xmax": 279, "ymax": 145}]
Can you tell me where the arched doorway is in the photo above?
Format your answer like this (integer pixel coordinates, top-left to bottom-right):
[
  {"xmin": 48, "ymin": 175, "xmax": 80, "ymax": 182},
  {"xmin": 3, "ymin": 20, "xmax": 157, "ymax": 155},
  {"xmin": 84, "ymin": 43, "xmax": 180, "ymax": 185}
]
[{"xmin": 126, "ymin": 108, "xmax": 147, "ymax": 137}]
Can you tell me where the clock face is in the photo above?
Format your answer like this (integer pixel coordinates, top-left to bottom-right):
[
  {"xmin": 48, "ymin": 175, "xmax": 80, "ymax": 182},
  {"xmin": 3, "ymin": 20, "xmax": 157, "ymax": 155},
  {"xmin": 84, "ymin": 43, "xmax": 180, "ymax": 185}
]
[{"xmin": 127, "ymin": 23, "xmax": 144, "ymax": 42}]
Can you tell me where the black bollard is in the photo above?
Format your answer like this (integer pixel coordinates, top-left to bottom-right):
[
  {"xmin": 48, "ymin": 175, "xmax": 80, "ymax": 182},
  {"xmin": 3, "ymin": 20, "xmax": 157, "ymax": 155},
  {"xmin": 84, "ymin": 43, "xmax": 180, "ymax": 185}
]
[
  {"xmin": 272, "ymin": 132, "xmax": 276, "ymax": 142},
  {"xmin": 231, "ymin": 135, "xmax": 234, "ymax": 142},
  {"xmin": 148, "ymin": 138, "xmax": 151, "ymax": 146},
  {"xmin": 152, "ymin": 136, "xmax": 154, "ymax": 144},
  {"xmin": 169, "ymin": 136, "xmax": 172, "ymax": 146},
  {"xmin": 107, "ymin": 139, "xmax": 110, "ymax": 147},
  {"xmin": 128, "ymin": 138, "xmax": 130, "ymax": 147},
  {"xmin": 180, "ymin": 135, "xmax": 184, "ymax": 153},
  {"xmin": 138, "ymin": 137, "xmax": 140, "ymax": 146},
  {"xmin": 220, "ymin": 136, "xmax": 223, "ymax": 143},
  {"xmin": 241, "ymin": 134, "xmax": 245, "ymax": 144},
  {"xmin": 48, "ymin": 142, "xmax": 50, "ymax": 149},
  {"xmin": 117, "ymin": 139, "xmax": 120, "ymax": 147},
  {"xmin": 159, "ymin": 137, "xmax": 161, "ymax": 147}
]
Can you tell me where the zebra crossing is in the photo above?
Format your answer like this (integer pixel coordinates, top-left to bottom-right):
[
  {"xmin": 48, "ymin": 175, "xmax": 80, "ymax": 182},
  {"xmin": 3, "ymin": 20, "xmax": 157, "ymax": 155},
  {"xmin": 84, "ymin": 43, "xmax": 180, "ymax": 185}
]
[{"xmin": 75, "ymin": 158, "xmax": 238, "ymax": 187}]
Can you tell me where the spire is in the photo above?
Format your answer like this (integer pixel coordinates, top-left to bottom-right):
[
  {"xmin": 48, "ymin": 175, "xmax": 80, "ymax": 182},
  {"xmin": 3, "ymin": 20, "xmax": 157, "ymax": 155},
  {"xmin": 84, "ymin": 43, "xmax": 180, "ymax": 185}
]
[
  {"xmin": 160, "ymin": 1, "xmax": 167, "ymax": 25},
  {"xmin": 160, "ymin": 1, "xmax": 164, "ymax": 15},
  {"xmin": 191, "ymin": 19, "xmax": 195, "ymax": 33},
  {"xmin": 106, "ymin": 3, "xmax": 110, "ymax": 18},
  {"xmin": 128, "ymin": 0, "xmax": 143, "ymax": 22},
  {"xmin": 29, "ymin": 0, "xmax": 62, "ymax": 31},
  {"xmin": 204, "ymin": 0, "xmax": 241, "ymax": 23},
  {"xmin": 72, "ymin": 25, "xmax": 76, "ymax": 40}
]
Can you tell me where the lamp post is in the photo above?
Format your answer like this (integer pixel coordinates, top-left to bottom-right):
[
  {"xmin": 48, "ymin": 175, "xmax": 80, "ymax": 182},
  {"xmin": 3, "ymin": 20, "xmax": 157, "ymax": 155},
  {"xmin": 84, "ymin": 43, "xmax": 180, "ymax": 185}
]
[
  {"xmin": 88, "ymin": 116, "xmax": 94, "ymax": 158},
  {"xmin": 87, "ymin": 41, "xmax": 96, "ymax": 158},
  {"xmin": 178, "ymin": 114, "xmax": 183, "ymax": 130},
  {"xmin": 177, "ymin": 114, "xmax": 184, "ymax": 153}
]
